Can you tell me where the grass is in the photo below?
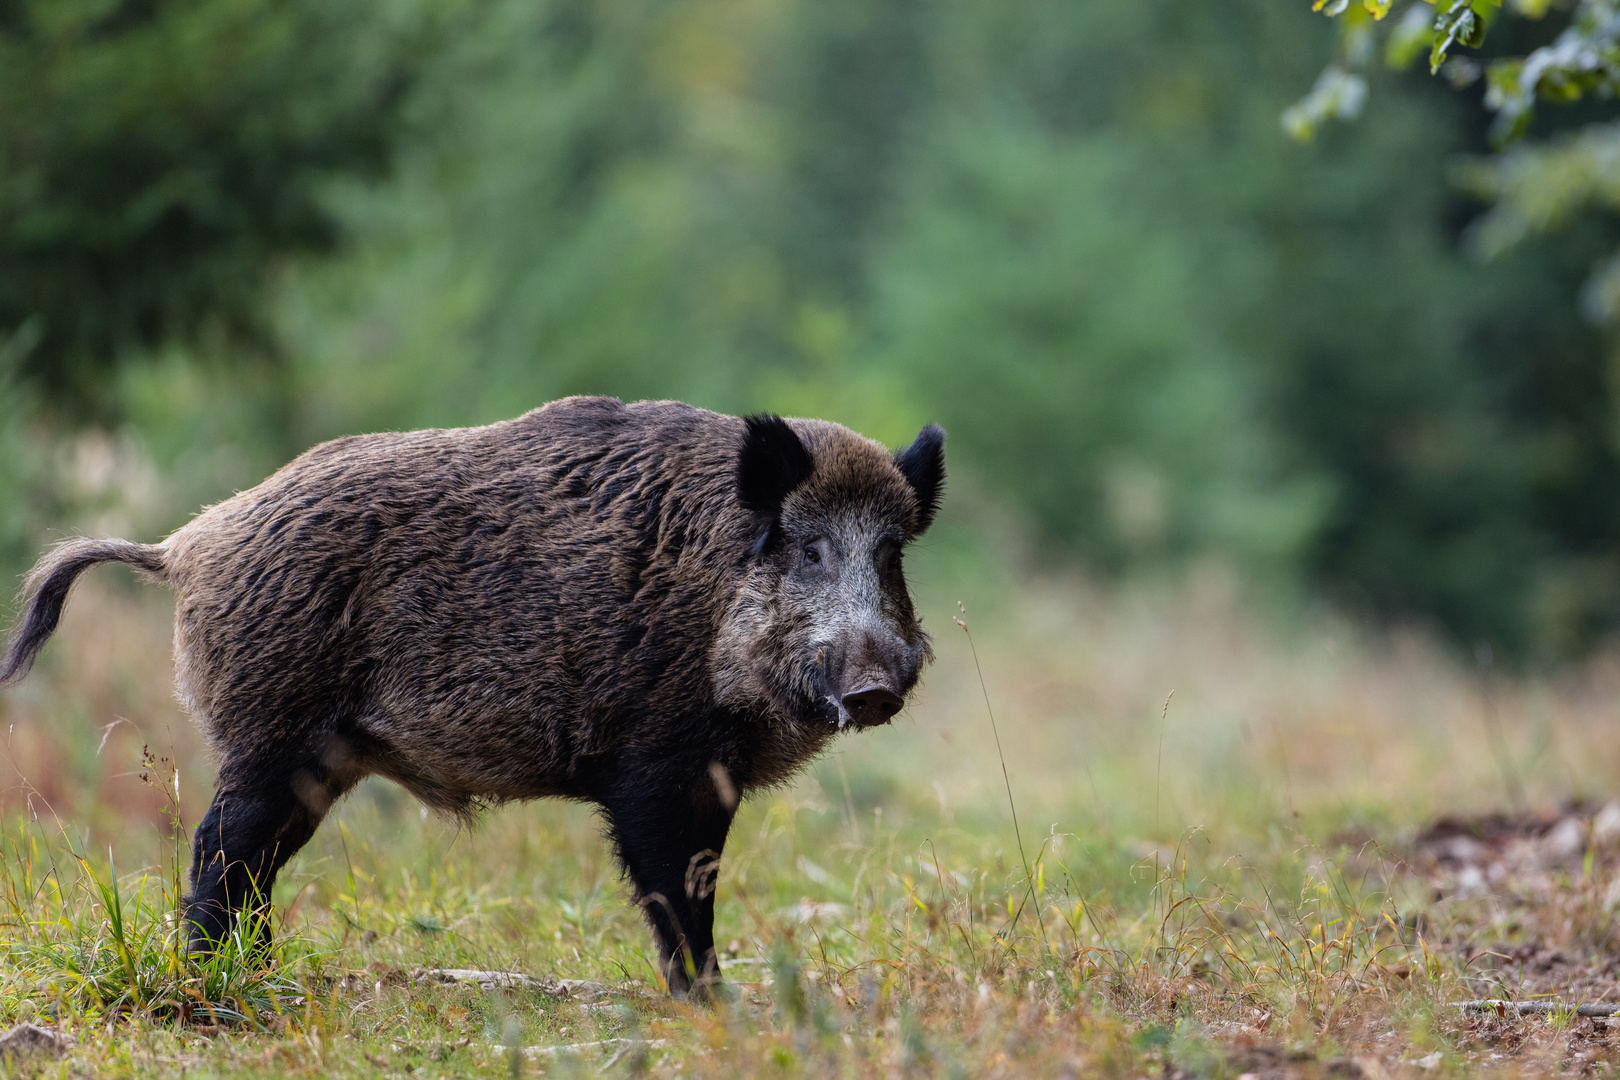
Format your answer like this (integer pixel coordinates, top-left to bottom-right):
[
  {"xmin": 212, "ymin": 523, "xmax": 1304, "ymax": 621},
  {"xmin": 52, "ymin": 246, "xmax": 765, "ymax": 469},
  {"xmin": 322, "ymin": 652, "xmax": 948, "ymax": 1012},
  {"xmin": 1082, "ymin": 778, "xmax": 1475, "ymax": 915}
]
[{"xmin": 5, "ymin": 572, "xmax": 1620, "ymax": 1076}]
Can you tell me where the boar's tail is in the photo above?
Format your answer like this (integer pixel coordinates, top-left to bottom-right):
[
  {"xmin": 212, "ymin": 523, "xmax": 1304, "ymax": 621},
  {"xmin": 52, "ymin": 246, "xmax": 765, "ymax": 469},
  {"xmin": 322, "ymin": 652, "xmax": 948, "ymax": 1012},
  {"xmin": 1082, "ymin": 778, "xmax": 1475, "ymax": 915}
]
[{"xmin": 0, "ymin": 538, "xmax": 168, "ymax": 687}]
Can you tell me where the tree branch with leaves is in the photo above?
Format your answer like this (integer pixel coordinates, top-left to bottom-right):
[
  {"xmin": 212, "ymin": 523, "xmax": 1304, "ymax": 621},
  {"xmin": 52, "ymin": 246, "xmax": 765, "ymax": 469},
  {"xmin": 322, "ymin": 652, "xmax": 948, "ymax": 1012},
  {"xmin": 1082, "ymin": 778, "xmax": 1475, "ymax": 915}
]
[{"xmin": 1289, "ymin": 0, "xmax": 1620, "ymax": 320}]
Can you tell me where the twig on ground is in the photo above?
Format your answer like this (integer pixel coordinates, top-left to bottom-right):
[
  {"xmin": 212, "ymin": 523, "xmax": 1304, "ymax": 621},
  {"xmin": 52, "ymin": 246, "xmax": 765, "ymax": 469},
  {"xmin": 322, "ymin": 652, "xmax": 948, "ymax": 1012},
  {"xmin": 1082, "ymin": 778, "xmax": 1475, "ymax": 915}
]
[
  {"xmin": 1454, "ymin": 1000, "xmax": 1620, "ymax": 1017},
  {"xmin": 513, "ymin": 1037, "xmax": 672, "ymax": 1058},
  {"xmin": 412, "ymin": 968, "xmax": 635, "ymax": 1001}
]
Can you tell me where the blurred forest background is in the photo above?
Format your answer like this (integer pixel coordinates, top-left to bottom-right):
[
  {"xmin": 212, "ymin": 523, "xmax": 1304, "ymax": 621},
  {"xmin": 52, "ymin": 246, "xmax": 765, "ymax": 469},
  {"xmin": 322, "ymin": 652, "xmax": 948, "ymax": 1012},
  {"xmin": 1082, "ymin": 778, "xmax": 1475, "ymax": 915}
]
[{"xmin": 2, "ymin": 0, "xmax": 1618, "ymax": 666}]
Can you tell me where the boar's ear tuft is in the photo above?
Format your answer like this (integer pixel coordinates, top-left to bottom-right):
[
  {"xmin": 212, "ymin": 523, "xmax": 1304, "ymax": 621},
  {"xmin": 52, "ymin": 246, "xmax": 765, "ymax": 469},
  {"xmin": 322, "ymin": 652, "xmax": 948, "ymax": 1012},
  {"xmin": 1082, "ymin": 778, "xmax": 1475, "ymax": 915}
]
[
  {"xmin": 738, "ymin": 415, "xmax": 814, "ymax": 520},
  {"xmin": 894, "ymin": 424, "xmax": 946, "ymax": 534}
]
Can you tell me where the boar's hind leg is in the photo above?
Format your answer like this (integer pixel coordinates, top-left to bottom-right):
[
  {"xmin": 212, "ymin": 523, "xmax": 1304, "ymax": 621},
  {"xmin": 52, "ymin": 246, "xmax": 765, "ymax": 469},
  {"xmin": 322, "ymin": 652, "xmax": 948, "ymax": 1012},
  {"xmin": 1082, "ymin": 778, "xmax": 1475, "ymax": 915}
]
[
  {"xmin": 600, "ymin": 781, "xmax": 734, "ymax": 1000},
  {"xmin": 185, "ymin": 756, "xmax": 353, "ymax": 955}
]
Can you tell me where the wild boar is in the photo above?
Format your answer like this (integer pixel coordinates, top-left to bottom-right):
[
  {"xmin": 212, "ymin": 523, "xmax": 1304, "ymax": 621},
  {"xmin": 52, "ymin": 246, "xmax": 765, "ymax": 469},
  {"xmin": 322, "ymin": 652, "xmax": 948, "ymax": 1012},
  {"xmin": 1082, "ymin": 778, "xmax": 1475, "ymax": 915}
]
[{"xmin": 0, "ymin": 396, "xmax": 945, "ymax": 997}]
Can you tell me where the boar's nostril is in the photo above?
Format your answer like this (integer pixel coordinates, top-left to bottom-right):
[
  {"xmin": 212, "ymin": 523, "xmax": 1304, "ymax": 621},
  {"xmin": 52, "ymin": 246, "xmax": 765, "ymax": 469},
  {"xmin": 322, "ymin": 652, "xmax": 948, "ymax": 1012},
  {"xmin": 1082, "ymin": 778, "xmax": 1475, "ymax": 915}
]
[{"xmin": 841, "ymin": 686, "xmax": 903, "ymax": 726}]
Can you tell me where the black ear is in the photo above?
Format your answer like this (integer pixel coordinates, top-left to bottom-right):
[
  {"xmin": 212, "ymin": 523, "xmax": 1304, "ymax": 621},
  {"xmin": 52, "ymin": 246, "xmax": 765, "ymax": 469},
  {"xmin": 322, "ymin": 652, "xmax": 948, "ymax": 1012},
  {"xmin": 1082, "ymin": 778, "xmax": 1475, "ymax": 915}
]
[
  {"xmin": 894, "ymin": 424, "xmax": 946, "ymax": 534},
  {"xmin": 738, "ymin": 414, "xmax": 814, "ymax": 518}
]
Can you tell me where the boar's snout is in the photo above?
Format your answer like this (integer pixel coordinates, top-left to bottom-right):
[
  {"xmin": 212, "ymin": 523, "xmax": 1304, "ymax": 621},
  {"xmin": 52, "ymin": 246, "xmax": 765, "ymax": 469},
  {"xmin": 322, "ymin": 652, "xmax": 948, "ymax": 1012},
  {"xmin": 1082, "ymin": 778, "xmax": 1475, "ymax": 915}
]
[
  {"xmin": 822, "ymin": 629, "xmax": 916, "ymax": 728},
  {"xmin": 842, "ymin": 686, "xmax": 903, "ymax": 726}
]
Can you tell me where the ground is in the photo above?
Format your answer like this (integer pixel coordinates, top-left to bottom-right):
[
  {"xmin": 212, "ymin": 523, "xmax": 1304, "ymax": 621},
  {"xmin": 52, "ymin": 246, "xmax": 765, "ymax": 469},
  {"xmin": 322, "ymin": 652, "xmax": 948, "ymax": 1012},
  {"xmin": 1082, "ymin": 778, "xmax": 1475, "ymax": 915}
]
[{"xmin": 4, "ymin": 571, "xmax": 1620, "ymax": 1077}]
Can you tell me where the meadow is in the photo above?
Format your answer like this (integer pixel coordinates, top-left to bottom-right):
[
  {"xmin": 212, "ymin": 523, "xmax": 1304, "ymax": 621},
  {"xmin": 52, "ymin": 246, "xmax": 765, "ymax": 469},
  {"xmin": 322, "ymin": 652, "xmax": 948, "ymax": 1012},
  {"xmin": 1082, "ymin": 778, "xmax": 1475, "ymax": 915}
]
[{"xmin": 5, "ymin": 552, "xmax": 1620, "ymax": 1078}]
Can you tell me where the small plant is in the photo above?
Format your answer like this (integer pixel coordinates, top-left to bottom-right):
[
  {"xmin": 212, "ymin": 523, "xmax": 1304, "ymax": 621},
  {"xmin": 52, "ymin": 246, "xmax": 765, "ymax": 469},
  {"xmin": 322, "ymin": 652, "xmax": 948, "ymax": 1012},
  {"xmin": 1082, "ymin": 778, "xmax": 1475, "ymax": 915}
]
[
  {"xmin": 0, "ymin": 745, "xmax": 326, "ymax": 1032},
  {"xmin": 10, "ymin": 853, "xmax": 317, "ymax": 1028}
]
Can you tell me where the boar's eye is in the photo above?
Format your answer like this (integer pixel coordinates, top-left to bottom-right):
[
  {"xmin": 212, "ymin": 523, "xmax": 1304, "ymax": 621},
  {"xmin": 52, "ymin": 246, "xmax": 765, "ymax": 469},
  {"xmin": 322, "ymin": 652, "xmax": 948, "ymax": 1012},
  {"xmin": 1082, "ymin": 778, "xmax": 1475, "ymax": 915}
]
[{"xmin": 799, "ymin": 539, "xmax": 832, "ymax": 570}]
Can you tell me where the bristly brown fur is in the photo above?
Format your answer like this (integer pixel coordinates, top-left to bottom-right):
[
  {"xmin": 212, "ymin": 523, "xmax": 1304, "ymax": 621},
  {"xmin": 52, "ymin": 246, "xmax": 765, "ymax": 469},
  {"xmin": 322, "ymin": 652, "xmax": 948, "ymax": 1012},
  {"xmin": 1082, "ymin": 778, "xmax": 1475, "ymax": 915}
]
[{"xmin": 0, "ymin": 396, "xmax": 946, "ymax": 999}]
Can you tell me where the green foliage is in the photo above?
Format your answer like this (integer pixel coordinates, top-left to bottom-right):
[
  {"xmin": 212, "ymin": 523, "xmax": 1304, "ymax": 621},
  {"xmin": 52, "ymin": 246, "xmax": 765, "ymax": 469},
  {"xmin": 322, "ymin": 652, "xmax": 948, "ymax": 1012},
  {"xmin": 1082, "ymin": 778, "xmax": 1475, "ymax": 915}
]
[
  {"xmin": 4, "ymin": 0, "xmax": 1619, "ymax": 659},
  {"xmin": 1293, "ymin": 0, "xmax": 1620, "ymax": 303},
  {"xmin": 280, "ymin": 0, "xmax": 1357, "ymax": 574},
  {"xmin": 0, "ymin": 0, "xmax": 435, "ymax": 417},
  {"xmin": 1288, "ymin": 0, "xmax": 1620, "ymax": 655},
  {"xmin": 1298, "ymin": 0, "xmax": 1619, "ymax": 137},
  {"xmin": 1458, "ymin": 121, "xmax": 1620, "ymax": 321}
]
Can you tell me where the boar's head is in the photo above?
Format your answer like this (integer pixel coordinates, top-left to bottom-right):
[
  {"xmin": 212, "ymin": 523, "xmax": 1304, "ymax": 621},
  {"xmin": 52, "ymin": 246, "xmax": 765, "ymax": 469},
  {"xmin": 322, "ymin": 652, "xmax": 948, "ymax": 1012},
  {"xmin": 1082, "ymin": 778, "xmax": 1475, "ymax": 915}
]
[{"xmin": 714, "ymin": 415, "xmax": 944, "ymax": 731}]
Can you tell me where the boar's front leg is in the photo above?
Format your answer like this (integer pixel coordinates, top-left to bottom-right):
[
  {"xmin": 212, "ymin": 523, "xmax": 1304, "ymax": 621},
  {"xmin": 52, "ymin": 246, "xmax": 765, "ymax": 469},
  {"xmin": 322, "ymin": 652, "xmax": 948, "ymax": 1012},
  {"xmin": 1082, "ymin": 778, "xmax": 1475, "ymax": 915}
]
[{"xmin": 599, "ymin": 770, "xmax": 734, "ymax": 1000}]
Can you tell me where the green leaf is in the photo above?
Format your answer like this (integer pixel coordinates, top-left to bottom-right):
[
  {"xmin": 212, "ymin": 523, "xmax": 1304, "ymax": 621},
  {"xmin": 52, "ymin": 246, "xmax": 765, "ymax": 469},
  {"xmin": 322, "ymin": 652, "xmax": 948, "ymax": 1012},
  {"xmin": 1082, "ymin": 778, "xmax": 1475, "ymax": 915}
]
[{"xmin": 1430, "ymin": 4, "xmax": 1475, "ymax": 73}]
